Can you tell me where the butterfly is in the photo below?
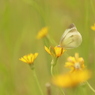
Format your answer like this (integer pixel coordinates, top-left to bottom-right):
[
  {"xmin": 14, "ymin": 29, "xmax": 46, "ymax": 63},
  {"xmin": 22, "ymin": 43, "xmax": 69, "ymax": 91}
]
[{"xmin": 59, "ymin": 23, "xmax": 82, "ymax": 49}]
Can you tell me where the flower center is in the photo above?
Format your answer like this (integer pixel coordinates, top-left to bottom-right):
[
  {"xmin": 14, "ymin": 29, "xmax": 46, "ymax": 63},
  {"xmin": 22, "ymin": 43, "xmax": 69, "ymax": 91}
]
[{"xmin": 74, "ymin": 63, "xmax": 80, "ymax": 69}]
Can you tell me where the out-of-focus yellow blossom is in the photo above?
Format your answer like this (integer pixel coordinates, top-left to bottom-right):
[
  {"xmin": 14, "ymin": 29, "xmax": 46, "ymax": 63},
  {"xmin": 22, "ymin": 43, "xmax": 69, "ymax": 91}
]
[
  {"xmin": 52, "ymin": 70, "xmax": 91, "ymax": 88},
  {"xmin": 65, "ymin": 53, "xmax": 85, "ymax": 72},
  {"xmin": 19, "ymin": 53, "xmax": 38, "ymax": 64},
  {"xmin": 36, "ymin": 27, "xmax": 48, "ymax": 39},
  {"xmin": 44, "ymin": 46, "xmax": 66, "ymax": 58},
  {"xmin": 91, "ymin": 24, "xmax": 95, "ymax": 31}
]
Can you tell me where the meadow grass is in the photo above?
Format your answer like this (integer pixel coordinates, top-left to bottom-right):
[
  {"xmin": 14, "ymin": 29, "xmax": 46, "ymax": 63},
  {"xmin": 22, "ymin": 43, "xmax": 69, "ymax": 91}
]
[{"xmin": 0, "ymin": 0, "xmax": 95, "ymax": 95}]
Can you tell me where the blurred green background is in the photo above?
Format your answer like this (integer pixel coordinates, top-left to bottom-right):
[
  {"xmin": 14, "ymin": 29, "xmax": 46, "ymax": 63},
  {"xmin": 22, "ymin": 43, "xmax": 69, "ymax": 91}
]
[{"xmin": 0, "ymin": 0, "xmax": 95, "ymax": 95}]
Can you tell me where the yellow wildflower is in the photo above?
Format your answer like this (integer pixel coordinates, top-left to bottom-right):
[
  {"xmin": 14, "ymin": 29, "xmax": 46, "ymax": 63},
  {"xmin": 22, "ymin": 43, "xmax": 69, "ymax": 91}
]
[
  {"xmin": 65, "ymin": 53, "xmax": 85, "ymax": 72},
  {"xmin": 52, "ymin": 70, "xmax": 91, "ymax": 88},
  {"xmin": 36, "ymin": 27, "xmax": 48, "ymax": 39},
  {"xmin": 91, "ymin": 23, "xmax": 95, "ymax": 31},
  {"xmin": 19, "ymin": 53, "xmax": 38, "ymax": 64},
  {"xmin": 44, "ymin": 46, "xmax": 66, "ymax": 58}
]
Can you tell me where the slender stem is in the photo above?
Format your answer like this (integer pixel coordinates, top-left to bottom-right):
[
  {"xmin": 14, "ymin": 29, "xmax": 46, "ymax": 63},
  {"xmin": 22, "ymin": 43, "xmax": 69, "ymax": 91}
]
[
  {"xmin": 51, "ymin": 64, "xmax": 54, "ymax": 77},
  {"xmin": 51, "ymin": 59, "xmax": 54, "ymax": 77},
  {"xmin": 46, "ymin": 83, "xmax": 51, "ymax": 95},
  {"xmin": 59, "ymin": 88, "xmax": 65, "ymax": 95},
  {"xmin": 50, "ymin": 58, "xmax": 65, "ymax": 95},
  {"xmin": 43, "ymin": 36, "xmax": 50, "ymax": 47},
  {"xmin": 47, "ymin": 35, "xmax": 57, "ymax": 45},
  {"xmin": 86, "ymin": 81, "xmax": 95, "ymax": 93},
  {"xmin": 51, "ymin": 58, "xmax": 58, "ymax": 76},
  {"xmin": 33, "ymin": 69, "xmax": 44, "ymax": 95}
]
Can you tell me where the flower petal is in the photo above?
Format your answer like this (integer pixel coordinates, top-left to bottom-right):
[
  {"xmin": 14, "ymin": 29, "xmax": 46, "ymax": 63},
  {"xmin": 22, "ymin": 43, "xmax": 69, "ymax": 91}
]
[
  {"xmin": 36, "ymin": 27, "xmax": 48, "ymax": 39},
  {"xmin": 44, "ymin": 46, "xmax": 51, "ymax": 55},
  {"xmin": 52, "ymin": 70, "xmax": 91, "ymax": 88},
  {"xmin": 19, "ymin": 53, "xmax": 38, "ymax": 64}
]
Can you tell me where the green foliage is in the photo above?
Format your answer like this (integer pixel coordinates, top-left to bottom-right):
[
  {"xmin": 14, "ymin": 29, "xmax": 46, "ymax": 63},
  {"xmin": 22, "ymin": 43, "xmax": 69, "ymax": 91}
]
[{"xmin": 0, "ymin": 0, "xmax": 95, "ymax": 95}]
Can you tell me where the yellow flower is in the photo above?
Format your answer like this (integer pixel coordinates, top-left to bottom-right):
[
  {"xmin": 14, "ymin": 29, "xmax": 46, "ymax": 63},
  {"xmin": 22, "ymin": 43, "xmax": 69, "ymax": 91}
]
[
  {"xmin": 36, "ymin": 27, "xmax": 48, "ymax": 39},
  {"xmin": 91, "ymin": 23, "xmax": 95, "ymax": 31},
  {"xmin": 52, "ymin": 70, "xmax": 91, "ymax": 88},
  {"xmin": 64, "ymin": 53, "xmax": 85, "ymax": 72},
  {"xmin": 44, "ymin": 46, "xmax": 66, "ymax": 58},
  {"xmin": 19, "ymin": 53, "xmax": 38, "ymax": 64}
]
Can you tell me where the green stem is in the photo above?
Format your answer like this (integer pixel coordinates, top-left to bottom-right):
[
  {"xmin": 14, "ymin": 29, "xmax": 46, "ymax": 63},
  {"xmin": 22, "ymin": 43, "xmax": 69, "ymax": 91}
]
[
  {"xmin": 86, "ymin": 81, "xmax": 95, "ymax": 93},
  {"xmin": 59, "ymin": 88, "xmax": 66, "ymax": 95},
  {"xmin": 51, "ymin": 58, "xmax": 58, "ymax": 76},
  {"xmin": 51, "ymin": 59, "xmax": 54, "ymax": 77},
  {"xmin": 47, "ymin": 35, "xmax": 57, "ymax": 46},
  {"xmin": 50, "ymin": 58, "xmax": 65, "ymax": 95},
  {"xmin": 51, "ymin": 63, "xmax": 54, "ymax": 77},
  {"xmin": 32, "ymin": 69, "xmax": 44, "ymax": 95},
  {"xmin": 43, "ymin": 36, "xmax": 50, "ymax": 47}
]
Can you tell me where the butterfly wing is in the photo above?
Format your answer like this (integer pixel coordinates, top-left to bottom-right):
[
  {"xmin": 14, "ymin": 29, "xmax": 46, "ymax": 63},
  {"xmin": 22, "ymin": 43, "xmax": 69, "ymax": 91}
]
[{"xmin": 59, "ymin": 24, "xmax": 82, "ymax": 49}]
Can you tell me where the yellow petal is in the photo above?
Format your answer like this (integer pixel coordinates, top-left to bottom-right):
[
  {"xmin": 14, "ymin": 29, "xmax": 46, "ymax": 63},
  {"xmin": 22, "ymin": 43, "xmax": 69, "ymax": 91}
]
[
  {"xmin": 64, "ymin": 62, "xmax": 74, "ymax": 67},
  {"xmin": 91, "ymin": 24, "xmax": 95, "ymax": 31},
  {"xmin": 54, "ymin": 47, "xmax": 62, "ymax": 57},
  {"xmin": 52, "ymin": 70, "xmax": 91, "ymax": 88},
  {"xmin": 78, "ymin": 57, "xmax": 84, "ymax": 63},
  {"xmin": 75, "ymin": 70, "xmax": 91, "ymax": 83},
  {"xmin": 33, "ymin": 53, "xmax": 38, "ymax": 62},
  {"xmin": 52, "ymin": 74, "xmax": 74, "ymax": 88},
  {"xmin": 75, "ymin": 53, "xmax": 79, "ymax": 60},
  {"xmin": 67, "ymin": 56, "xmax": 76, "ymax": 63},
  {"xmin": 34, "ymin": 53, "xmax": 38, "ymax": 59},
  {"xmin": 19, "ymin": 53, "xmax": 38, "ymax": 64},
  {"xmin": 36, "ymin": 27, "xmax": 48, "ymax": 39},
  {"xmin": 54, "ymin": 47, "xmax": 65, "ymax": 57},
  {"xmin": 44, "ymin": 46, "xmax": 51, "ymax": 55},
  {"xmin": 28, "ymin": 54, "xmax": 33, "ymax": 63},
  {"xmin": 19, "ymin": 57, "xmax": 27, "ymax": 63}
]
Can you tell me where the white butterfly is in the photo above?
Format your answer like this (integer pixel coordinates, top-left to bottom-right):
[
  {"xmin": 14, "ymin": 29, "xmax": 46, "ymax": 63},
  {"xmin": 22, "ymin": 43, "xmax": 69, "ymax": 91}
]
[{"xmin": 59, "ymin": 23, "xmax": 82, "ymax": 49}]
